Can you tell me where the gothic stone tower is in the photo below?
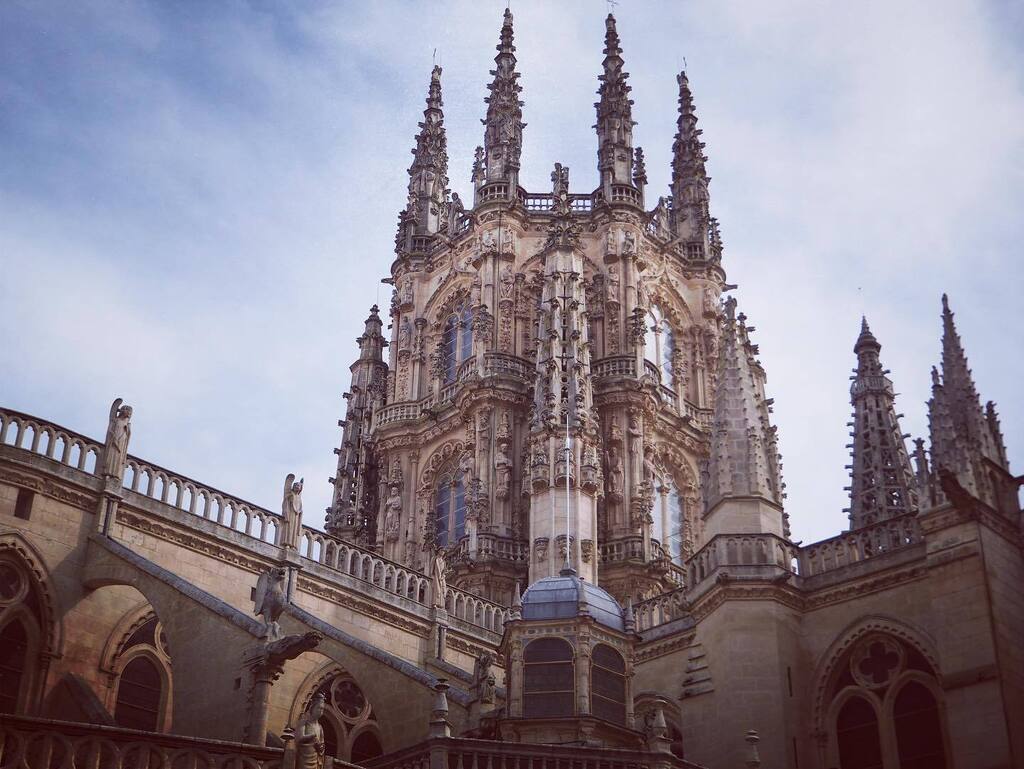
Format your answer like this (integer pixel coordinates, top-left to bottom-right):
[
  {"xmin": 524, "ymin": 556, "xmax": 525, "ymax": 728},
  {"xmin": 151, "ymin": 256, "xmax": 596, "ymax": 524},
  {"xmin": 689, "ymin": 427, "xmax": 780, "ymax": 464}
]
[{"xmin": 327, "ymin": 11, "xmax": 787, "ymax": 605}]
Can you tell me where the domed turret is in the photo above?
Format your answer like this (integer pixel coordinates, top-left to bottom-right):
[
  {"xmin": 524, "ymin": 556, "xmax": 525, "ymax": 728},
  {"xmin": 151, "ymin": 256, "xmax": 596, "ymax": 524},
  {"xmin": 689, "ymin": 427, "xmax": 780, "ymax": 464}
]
[{"xmin": 521, "ymin": 569, "xmax": 625, "ymax": 631}]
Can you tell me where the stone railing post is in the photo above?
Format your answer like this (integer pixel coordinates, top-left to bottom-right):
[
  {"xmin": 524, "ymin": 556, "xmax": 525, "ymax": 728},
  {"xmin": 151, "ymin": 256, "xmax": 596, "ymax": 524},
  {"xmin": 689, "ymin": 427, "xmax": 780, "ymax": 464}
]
[{"xmin": 744, "ymin": 729, "xmax": 761, "ymax": 768}]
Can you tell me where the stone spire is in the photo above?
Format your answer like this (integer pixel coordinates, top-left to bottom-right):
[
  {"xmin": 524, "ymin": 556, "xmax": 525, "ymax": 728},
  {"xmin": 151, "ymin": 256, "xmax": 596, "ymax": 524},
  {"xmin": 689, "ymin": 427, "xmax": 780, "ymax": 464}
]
[
  {"xmin": 927, "ymin": 295, "xmax": 1008, "ymax": 507},
  {"xmin": 594, "ymin": 14, "xmax": 636, "ymax": 199},
  {"xmin": 327, "ymin": 305, "xmax": 388, "ymax": 542},
  {"xmin": 401, "ymin": 66, "xmax": 449, "ymax": 244},
  {"xmin": 479, "ymin": 8, "xmax": 524, "ymax": 199},
  {"xmin": 844, "ymin": 318, "xmax": 918, "ymax": 530},
  {"xmin": 670, "ymin": 71, "xmax": 717, "ymax": 262},
  {"xmin": 703, "ymin": 298, "xmax": 787, "ymax": 538}
]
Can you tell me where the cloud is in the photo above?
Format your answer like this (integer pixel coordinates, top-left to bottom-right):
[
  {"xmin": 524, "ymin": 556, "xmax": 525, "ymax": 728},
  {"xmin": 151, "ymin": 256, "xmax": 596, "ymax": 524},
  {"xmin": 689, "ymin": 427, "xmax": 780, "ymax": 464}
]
[{"xmin": 1, "ymin": 0, "xmax": 1020, "ymax": 546}]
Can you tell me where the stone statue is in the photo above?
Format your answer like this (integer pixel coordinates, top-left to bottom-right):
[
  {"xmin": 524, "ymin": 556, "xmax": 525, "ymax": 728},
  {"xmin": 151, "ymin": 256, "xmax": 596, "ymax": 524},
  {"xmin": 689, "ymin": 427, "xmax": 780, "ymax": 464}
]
[
  {"xmin": 482, "ymin": 230, "xmax": 496, "ymax": 252},
  {"xmin": 399, "ymin": 317, "xmax": 412, "ymax": 349},
  {"xmin": 643, "ymin": 445, "xmax": 659, "ymax": 487},
  {"xmin": 384, "ymin": 483, "xmax": 402, "ymax": 542},
  {"xmin": 495, "ymin": 441, "xmax": 512, "ymax": 500},
  {"xmin": 281, "ymin": 474, "xmax": 304, "ymax": 550},
  {"xmin": 623, "ymin": 230, "xmax": 637, "ymax": 255},
  {"xmin": 431, "ymin": 549, "xmax": 448, "ymax": 608},
  {"xmin": 607, "ymin": 444, "xmax": 624, "ymax": 500},
  {"xmin": 606, "ymin": 229, "xmax": 617, "ymax": 254},
  {"xmin": 501, "ymin": 229, "xmax": 515, "ymax": 254},
  {"xmin": 400, "ymin": 279, "xmax": 414, "ymax": 307},
  {"xmin": 101, "ymin": 398, "xmax": 133, "ymax": 479},
  {"xmin": 499, "ymin": 268, "xmax": 515, "ymax": 300},
  {"xmin": 295, "ymin": 693, "xmax": 327, "ymax": 769},
  {"xmin": 534, "ymin": 538, "xmax": 549, "ymax": 563},
  {"xmin": 253, "ymin": 567, "xmax": 287, "ymax": 641},
  {"xmin": 473, "ymin": 652, "xmax": 496, "ymax": 704},
  {"xmin": 448, "ymin": 192, "xmax": 465, "ymax": 233},
  {"xmin": 606, "ymin": 268, "xmax": 620, "ymax": 303}
]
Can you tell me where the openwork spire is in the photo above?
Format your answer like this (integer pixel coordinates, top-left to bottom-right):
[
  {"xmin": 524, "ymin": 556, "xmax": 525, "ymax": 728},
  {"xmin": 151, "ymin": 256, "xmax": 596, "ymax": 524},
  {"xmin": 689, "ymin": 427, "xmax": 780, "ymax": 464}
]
[
  {"xmin": 704, "ymin": 298, "xmax": 787, "ymax": 535},
  {"xmin": 594, "ymin": 15, "xmax": 636, "ymax": 194},
  {"xmin": 670, "ymin": 71, "xmax": 714, "ymax": 260},
  {"xmin": 845, "ymin": 318, "xmax": 918, "ymax": 530},
  {"xmin": 927, "ymin": 295, "xmax": 1009, "ymax": 507},
  {"xmin": 481, "ymin": 8, "xmax": 524, "ymax": 194},
  {"xmin": 404, "ymin": 65, "xmax": 449, "ymax": 239}
]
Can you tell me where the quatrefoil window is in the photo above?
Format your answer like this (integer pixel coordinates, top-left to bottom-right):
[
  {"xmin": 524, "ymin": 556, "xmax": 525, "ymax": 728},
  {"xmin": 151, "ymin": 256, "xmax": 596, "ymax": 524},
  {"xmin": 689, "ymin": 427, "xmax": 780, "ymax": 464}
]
[{"xmin": 850, "ymin": 634, "xmax": 905, "ymax": 690}]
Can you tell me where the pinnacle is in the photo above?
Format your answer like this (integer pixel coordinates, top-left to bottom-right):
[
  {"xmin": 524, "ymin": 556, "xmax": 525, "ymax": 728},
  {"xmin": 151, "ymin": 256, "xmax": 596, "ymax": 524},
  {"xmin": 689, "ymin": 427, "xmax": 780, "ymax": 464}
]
[
  {"xmin": 604, "ymin": 14, "xmax": 621, "ymax": 56},
  {"xmin": 854, "ymin": 315, "xmax": 880, "ymax": 353}
]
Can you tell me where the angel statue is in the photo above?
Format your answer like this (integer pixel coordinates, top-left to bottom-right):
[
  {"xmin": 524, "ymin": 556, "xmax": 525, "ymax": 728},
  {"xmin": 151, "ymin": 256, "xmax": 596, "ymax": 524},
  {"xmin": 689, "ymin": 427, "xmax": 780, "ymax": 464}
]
[
  {"xmin": 253, "ymin": 567, "xmax": 287, "ymax": 641},
  {"xmin": 473, "ymin": 651, "xmax": 496, "ymax": 704},
  {"xmin": 280, "ymin": 474, "xmax": 304, "ymax": 550},
  {"xmin": 431, "ymin": 548, "xmax": 448, "ymax": 608},
  {"xmin": 101, "ymin": 398, "xmax": 133, "ymax": 479}
]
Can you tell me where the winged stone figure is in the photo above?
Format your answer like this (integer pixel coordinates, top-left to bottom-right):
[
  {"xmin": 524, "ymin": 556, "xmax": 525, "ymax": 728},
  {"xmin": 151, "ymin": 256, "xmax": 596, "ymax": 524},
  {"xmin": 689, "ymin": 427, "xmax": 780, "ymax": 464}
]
[{"xmin": 253, "ymin": 567, "xmax": 287, "ymax": 640}]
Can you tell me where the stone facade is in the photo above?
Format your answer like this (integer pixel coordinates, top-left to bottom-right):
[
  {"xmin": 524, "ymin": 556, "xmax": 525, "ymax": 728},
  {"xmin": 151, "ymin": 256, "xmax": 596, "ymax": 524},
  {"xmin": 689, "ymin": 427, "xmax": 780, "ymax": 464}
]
[{"xmin": 1, "ymin": 10, "xmax": 1021, "ymax": 769}]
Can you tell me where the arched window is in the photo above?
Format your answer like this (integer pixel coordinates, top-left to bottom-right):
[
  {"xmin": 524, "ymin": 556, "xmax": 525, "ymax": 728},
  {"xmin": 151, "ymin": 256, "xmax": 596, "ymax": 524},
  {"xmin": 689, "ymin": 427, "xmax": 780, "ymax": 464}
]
[
  {"xmin": 652, "ymin": 476, "xmax": 687, "ymax": 566},
  {"xmin": 351, "ymin": 731, "xmax": 383, "ymax": 763},
  {"xmin": 0, "ymin": 619, "xmax": 28, "ymax": 714},
  {"xmin": 590, "ymin": 644, "xmax": 626, "ymax": 724},
  {"xmin": 893, "ymin": 681, "xmax": 947, "ymax": 769},
  {"xmin": 836, "ymin": 696, "xmax": 883, "ymax": 769},
  {"xmin": 644, "ymin": 306, "xmax": 676, "ymax": 388},
  {"xmin": 114, "ymin": 655, "xmax": 162, "ymax": 731},
  {"xmin": 441, "ymin": 305, "xmax": 473, "ymax": 384},
  {"xmin": 523, "ymin": 638, "xmax": 574, "ymax": 717},
  {"xmin": 307, "ymin": 672, "xmax": 381, "ymax": 764},
  {"xmin": 434, "ymin": 464, "xmax": 467, "ymax": 548}
]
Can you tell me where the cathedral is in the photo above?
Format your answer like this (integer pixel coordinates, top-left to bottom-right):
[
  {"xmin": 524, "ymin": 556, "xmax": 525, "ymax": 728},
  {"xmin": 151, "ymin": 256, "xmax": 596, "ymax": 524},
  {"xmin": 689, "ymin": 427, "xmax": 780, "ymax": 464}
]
[{"xmin": 0, "ymin": 10, "xmax": 1021, "ymax": 769}]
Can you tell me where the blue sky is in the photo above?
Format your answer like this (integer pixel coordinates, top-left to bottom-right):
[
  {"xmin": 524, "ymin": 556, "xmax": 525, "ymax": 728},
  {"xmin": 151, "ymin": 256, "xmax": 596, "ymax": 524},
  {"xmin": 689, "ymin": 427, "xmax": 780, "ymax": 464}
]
[{"xmin": 2, "ymin": 0, "xmax": 1022, "ymax": 545}]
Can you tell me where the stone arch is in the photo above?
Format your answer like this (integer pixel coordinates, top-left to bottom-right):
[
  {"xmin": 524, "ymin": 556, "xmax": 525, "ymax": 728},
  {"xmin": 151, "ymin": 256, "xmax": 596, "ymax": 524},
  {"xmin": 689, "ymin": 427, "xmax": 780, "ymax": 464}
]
[
  {"xmin": 426, "ymin": 284, "xmax": 472, "ymax": 330},
  {"xmin": 0, "ymin": 531, "xmax": 62, "ymax": 657},
  {"xmin": 418, "ymin": 440, "xmax": 467, "ymax": 492},
  {"xmin": 290, "ymin": 661, "xmax": 383, "ymax": 764},
  {"xmin": 812, "ymin": 614, "xmax": 941, "ymax": 739}
]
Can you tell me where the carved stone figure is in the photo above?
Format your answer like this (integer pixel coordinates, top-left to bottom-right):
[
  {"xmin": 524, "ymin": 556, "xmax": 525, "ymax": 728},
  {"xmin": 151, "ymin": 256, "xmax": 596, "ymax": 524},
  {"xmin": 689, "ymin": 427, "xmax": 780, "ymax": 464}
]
[
  {"xmin": 606, "ymin": 268, "xmax": 620, "ymax": 303},
  {"xmin": 473, "ymin": 652, "xmax": 496, "ymax": 704},
  {"xmin": 399, "ymin": 317, "xmax": 413, "ymax": 349},
  {"xmin": 101, "ymin": 398, "xmax": 133, "ymax": 479},
  {"xmin": 448, "ymin": 192, "xmax": 465, "ymax": 233},
  {"xmin": 534, "ymin": 537, "xmax": 549, "ymax": 563},
  {"xmin": 581, "ymin": 539, "xmax": 594, "ymax": 563},
  {"xmin": 499, "ymin": 268, "xmax": 515, "ymax": 300},
  {"xmin": 497, "ymin": 411, "xmax": 512, "ymax": 440},
  {"xmin": 253, "ymin": 567, "xmax": 287, "ymax": 641},
  {"xmin": 431, "ymin": 549, "xmax": 448, "ymax": 608},
  {"xmin": 606, "ymin": 444, "xmax": 624, "ymax": 501},
  {"xmin": 501, "ymin": 229, "xmax": 515, "ymax": 254},
  {"xmin": 384, "ymin": 483, "xmax": 402, "ymax": 542},
  {"xmin": 295, "ymin": 693, "xmax": 326, "ymax": 769},
  {"xmin": 495, "ymin": 441, "xmax": 512, "ymax": 500},
  {"xmin": 623, "ymin": 230, "xmax": 637, "ymax": 255},
  {"xmin": 482, "ymin": 230, "xmax": 496, "ymax": 252},
  {"xmin": 281, "ymin": 474, "xmax": 304, "ymax": 550},
  {"xmin": 606, "ymin": 229, "xmax": 617, "ymax": 255},
  {"xmin": 400, "ymin": 279, "xmax": 414, "ymax": 307}
]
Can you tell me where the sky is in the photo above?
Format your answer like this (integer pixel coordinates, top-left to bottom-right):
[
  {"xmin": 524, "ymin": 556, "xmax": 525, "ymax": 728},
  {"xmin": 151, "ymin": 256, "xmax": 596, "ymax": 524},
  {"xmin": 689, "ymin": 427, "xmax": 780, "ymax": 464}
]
[{"xmin": 1, "ymin": 0, "xmax": 1022, "ymax": 546}]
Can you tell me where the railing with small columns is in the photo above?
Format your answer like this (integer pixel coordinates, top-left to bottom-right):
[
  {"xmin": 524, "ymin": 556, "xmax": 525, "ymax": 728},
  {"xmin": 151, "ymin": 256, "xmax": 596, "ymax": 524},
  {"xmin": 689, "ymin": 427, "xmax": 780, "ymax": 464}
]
[
  {"xmin": 634, "ymin": 586, "xmax": 688, "ymax": 632},
  {"xmin": 688, "ymin": 532, "xmax": 799, "ymax": 586},
  {"xmin": 0, "ymin": 409, "xmax": 102, "ymax": 475},
  {"xmin": 0, "ymin": 407, "xmax": 510, "ymax": 635},
  {"xmin": 592, "ymin": 355, "xmax": 637, "ymax": 379},
  {"xmin": 0, "ymin": 715, "xmax": 285, "ymax": 769},
  {"xmin": 797, "ymin": 513, "xmax": 922, "ymax": 578}
]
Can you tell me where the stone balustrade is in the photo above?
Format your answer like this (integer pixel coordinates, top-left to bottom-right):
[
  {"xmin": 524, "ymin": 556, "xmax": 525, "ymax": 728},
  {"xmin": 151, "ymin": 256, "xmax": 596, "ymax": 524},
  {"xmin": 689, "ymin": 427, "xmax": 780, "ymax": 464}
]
[
  {"xmin": 364, "ymin": 736, "xmax": 701, "ymax": 769},
  {"xmin": 592, "ymin": 355, "xmax": 637, "ymax": 379},
  {"xmin": 797, "ymin": 513, "xmax": 922, "ymax": 578},
  {"xmin": 375, "ymin": 400, "xmax": 425, "ymax": 427},
  {"xmin": 688, "ymin": 532, "xmax": 799, "ymax": 586},
  {"xmin": 123, "ymin": 456, "xmax": 283, "ymax": 545},
  {"xmin": 519, "ymin": 191, "xmax": 594, "ymax": 213},
  {"xmin": 634, "ymin": 587, "xmax": 688, "ymax": 631},
  {"xmin": 482, "ymin": 352, "xmax": 533, "ymax": 382},
  {"xmin": 0, "ymin": 406, "xmax": 510, "ymax": 636},
  {"xmin": 600, "ymin": 536, "xmax": 646, "ymax": 563},
  {"xmin": 0, "ymin": 408, "xmax": 103, "ymax": 475},
  {"xmin": 0, "ymin": 714, "xmax": 284, "ymax": 769},
  {"xmin": 299, "ymin": 526, "xmax": 510, "ymax": 633}
]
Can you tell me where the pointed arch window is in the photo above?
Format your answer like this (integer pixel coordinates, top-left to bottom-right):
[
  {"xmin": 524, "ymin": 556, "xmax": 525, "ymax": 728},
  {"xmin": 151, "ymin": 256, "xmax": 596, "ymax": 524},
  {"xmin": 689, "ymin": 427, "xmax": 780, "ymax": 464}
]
[
  {"xmin": 434, "ymin": 464, "xmax": 467, "ymax": 548},
  {"xmin": 0, "ymin": 619, "xmax": 28, "ymax": 714},
  {"xmin": 652, "ymin": 477, "xmax": 686, "ymax": 566},
  {"xmin": 644, "ymin": 306, "xmax": 676, "ymax": 388},
  {"xmin": 441, "ymin": 305, "xmax": 473, "ymax": 384},
  {"xmin": 114, "ymin": 655, "xmax": 162, "ymax": 731},
  {"xmin": 893, "ymin": 681, "xmax": 947, "ymax": 769},
  {"xmin": 836, "ymin": 696, "xmax": 883, "ymax": 769}
]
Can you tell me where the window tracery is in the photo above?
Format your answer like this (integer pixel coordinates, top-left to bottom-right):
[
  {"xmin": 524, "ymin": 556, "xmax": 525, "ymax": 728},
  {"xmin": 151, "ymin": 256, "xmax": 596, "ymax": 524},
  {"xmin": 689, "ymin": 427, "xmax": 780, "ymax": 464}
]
[
  {"xmin": 821, "ymin": 630, "xmax": 950, "ymax": 769},
  {"xmin": 644, "ymin": 305, "xmax": 677, "ymax": 388},
  {"xmin": 0, "ymin": 549, "xmax": 47, "ymax": 715},
  {"xmin": 305, "ymin": 672, "xmax": 382, "ymax": 764},
  {"xmin": 109, "ymin": 613, "xmax": 172, "ymax": 732},
  {"xmin": 433, "ymin": 460, "xmax": 467, "ymax": 548},
  {"xmin": 440, "ymin": 303, "xmax": 473, "ymax": 384}
]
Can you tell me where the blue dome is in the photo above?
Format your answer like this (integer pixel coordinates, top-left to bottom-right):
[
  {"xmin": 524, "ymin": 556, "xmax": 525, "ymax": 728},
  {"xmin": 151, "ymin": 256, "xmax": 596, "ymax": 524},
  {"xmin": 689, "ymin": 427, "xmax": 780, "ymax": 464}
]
[{"xmin": 520, "ymin": 570, "xmax": 625, "ymax": 631}]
